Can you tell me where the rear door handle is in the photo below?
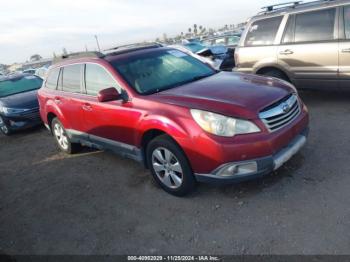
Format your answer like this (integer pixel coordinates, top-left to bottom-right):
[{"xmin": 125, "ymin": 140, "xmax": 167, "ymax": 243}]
[
  {"xmin": 280, "ymin": 49, "xmax": 294, "ymax": 55},
  {"xmin": 342, "ymin": 48, "xmax": 350, "ymax": 53},
  {"xmin": 82, "ymin": 103, "xmax": 92, "ymax": 111}
]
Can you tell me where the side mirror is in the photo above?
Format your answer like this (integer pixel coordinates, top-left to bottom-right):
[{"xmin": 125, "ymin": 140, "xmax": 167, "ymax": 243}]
[{"xmin": 97, "ymin": 87, "xmax": 122, "ymax": 102}]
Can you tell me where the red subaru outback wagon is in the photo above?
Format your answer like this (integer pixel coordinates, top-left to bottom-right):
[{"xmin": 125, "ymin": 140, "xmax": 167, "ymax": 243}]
[{"xmin": 38, "ymin": 44, "xmax": 309, "ymax": 196}]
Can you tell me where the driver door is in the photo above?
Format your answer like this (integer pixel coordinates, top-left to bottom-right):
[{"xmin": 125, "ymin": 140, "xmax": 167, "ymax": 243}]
[{"xmin": 81, "ymin": 63, "xmax": 140, "ymax": 157}]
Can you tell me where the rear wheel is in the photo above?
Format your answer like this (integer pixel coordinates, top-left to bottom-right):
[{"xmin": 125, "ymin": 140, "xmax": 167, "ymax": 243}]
[
  {"xmin": 259, "ymin": 69, "xmax": 290, "ymax": 82},
  {"xmin": 51, "ymin": 118, "xmax": 80, "ymax": 154},
  {"xmin": 0, "ymin": 116, "xmax": 11, "ymax": 136},
  {"xmin": 146, "ymin": 135, "xmax": 196, "ymax": 196}
]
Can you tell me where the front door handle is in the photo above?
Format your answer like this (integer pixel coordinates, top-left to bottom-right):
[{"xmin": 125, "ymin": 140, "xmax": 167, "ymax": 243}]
[
  {"xmin": 342, "ymin": 48, "xmax": 350, "ymax": 53},
  {"xmin": 280, "ymin": 49, "xmax": 294, "ymax": 55},
  {"xmin": 82, "ymin": 103, "xmax": 92, "ymax": 111}
]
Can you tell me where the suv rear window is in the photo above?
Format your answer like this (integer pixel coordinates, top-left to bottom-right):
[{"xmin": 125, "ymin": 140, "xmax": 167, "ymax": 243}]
[
  {"xmin": 62, "ymin": 64, "xmax": 82, "ymax": 93},
  {"xmin": 245, "ymin": 16, "xmax": 283, "ymax": 47},
  {"xmin": 45, "ymin": 67, "xmax": 60, "ymax": 89},
  {"xmin": 294, "ymin": 8, "xmax": 336, "ymax": 43},
  {"xmin": 345, "ymin": 6, "xmax": 350, "ymax": 39}
]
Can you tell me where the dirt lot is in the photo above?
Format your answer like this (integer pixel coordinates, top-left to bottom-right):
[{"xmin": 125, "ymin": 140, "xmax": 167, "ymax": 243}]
[{"xmin": 1, "ymin": 90, "xmax": 350, "ymax": 255}]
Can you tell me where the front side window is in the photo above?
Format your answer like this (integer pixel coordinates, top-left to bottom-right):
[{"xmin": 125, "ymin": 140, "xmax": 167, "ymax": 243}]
[
  {"xmin": 85, "ymin": 64, "xmax": 118, "ymax": 96},
  {"xmin": 111, "ymin": 49, "xmax": 216, "ymax": 95},
  {"xmin": 62, "ymin": 64, "xmax": 82, "ymax": 93},
  {"xmin": 345, "ymin": 6, "xmax": 350, "ymax": 39},
  {"xmin": 0, "ymin": 75, "xmax": 43, "ymax": 97},
  {"xmin": 245, "ymin": 16, "xmax": 283, "ymax": 47},
  {"xmin": 294, "ymin": 8, "xmax": 336, "ymax": 43},
  {"xmin": 45, "ymin": 67, "xmax": 60, "ymax": 89}
]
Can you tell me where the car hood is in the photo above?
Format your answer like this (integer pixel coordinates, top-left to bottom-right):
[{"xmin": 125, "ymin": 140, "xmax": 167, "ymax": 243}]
[
  {"xmin": 0, "ymin": 90, "xmax": 39, "ymax": 109},
  {"xmin": 150, "ymin": 72, "xmax": 294, "ymax": 119}
]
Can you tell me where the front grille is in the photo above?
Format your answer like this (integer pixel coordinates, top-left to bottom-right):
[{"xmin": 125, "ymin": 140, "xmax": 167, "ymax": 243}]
[
  {"xmin": 19, "ymin": 108, "xmax": 41, "ymax": 121},
  {"xmin": 259, "ymin": 94, "xmax": 300, "ymax": 132}
]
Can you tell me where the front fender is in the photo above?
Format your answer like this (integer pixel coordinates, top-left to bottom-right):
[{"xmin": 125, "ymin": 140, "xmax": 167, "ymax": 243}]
[{"xmin": 136, "ymin": 114, "xmax": 191, "ymax": 147}]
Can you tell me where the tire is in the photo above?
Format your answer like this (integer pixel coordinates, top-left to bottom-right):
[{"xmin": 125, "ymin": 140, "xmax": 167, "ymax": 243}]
[
  {"xmin": 51, "ymin": 118, "xmax": 80, "ymax": 154},
  {"xmin": 146, "ymin": 135, "xmax": 197, "ymax": 196},
  {"xmin": 0, "ymin": 116, "xmax": 11, "ymax": 136},
  {"xmin": 260, "ymin": 69, "xmax": 290, "ymax": 82}
]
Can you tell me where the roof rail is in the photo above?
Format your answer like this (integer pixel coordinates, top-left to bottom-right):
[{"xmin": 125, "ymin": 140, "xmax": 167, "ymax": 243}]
[
  {"xmin": 260, "ymin": 0, "xmax": 337, "ymax": 14},
  {"xmin": 104, "ymin": 42, "xmax": 163, "ymax": 53},
  {"xmin": 261, "ymin": 1, "xmax": 302, "ymax": 12},
  {"xmin": 53, "ymin": 51, "xmax": 104, "ymax": 64}
]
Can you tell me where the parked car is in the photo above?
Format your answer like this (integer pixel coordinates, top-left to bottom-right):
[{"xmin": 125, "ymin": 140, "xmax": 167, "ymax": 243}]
[
  {"xmin": 35, "ymin": 66, "xmax": 49, "ymax": 79},
  {"xmin": 38, "ymin": 45, "xmax": 309, "ymax": 196},
  {"xmin": 0, "ymin": 74, "xmax": 43, "ymax": 135},
  {"xmin": 235, "ymin": 0, "xmax": 350, "ymax": 89},
  {"xmin": 201, "ymin": 34, "xmax": 241, "ymax": 47},
  {"xmin": 22, "ymin": 69, "xmax": 36, "ymax": 75},
  {"xmin": 176, "ymin": 41, "xmax": 236, "ymax": 71}
]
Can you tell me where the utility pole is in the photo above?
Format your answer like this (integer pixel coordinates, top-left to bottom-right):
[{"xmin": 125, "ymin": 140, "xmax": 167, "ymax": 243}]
[{"xmin": 94, "ymin": 35, "xmax": 101, "ymax": 52}]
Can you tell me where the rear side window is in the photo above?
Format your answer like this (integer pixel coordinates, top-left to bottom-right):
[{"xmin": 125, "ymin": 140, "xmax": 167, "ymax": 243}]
[
  {"xmin": 245, "ymin": 16, "xmax": 283, "ymax": 46},
  {"xmin": 345, "ymin": 6, "xmax": 350, "ymax": 39},
  {"xmin": 62, "ymin": 64, "xmax": 82, "ymax": 93},
  {"xmin": 45, "ymin": 68, "xmax": 60, "ymax": 89},
  {"xmin": 85, "ymin": 64, "xmax": 118, "ymax": 96},
  {"xmin": 282, "ymin": 16, "xmax": 295, "ymax": 43},
  {"xmin": 294, "ymin": 8, "xmax": 336, "ymax": 43}
]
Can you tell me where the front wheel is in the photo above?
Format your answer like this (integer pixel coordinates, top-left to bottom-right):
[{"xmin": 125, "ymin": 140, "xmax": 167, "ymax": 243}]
[
  {"xmin": 51, "ymin": 118, "xmax": 80, "ymax": 154},
  {"xmin": 0, "ymin": 116, "xmax": 11, "ymax": 136},
  {"xmin": 146, "ymin": 135, "xmax": 196, "ymax": 196}
]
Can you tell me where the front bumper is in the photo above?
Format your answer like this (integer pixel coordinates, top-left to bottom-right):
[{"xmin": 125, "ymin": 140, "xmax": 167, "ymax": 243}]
[
  {"xmin": 195, "ymin": 128, "xmax": 308, "ymax": 184},
  {"xmin": 0, "ymin": 110, "xmax": 42, "ymax": 131}
]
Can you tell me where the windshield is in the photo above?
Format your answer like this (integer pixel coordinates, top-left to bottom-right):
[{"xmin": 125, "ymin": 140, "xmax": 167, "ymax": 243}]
[
  {"xmin": 0, "ymin": 75, "xmax": 43, "ymax": 97},
  {"xmin": 111, "ymin": 49, "xmax": 216, "ymax": 95}
]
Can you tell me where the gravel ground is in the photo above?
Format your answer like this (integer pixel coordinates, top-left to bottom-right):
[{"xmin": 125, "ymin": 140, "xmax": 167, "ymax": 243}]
[{"xmin": 0, "ymin": 90, "xmax": 350, "ymax": 255}]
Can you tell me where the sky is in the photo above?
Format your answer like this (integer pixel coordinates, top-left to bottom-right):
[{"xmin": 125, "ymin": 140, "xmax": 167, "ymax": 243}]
[{"xmin": 1, "ymin": 0, "xmax": 285, "ymax": 64}]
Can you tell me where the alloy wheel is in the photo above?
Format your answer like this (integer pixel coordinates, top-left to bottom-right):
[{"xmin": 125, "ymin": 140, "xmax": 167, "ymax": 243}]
[
  {"xmin": 53, "ymin": 123, "xmax": 69, "ymax": 150},
  {"xmin": 151, "ymin": 147, "xmax": 184, "ymax": 189}
]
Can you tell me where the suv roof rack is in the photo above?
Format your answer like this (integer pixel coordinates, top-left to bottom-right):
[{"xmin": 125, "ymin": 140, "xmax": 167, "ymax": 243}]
[
  {"xmin": 104, "ymin": 42, "xmax": 163, "ymax": 56},
  {"xmin": 52, "ymin": 43, "xmax": 164, "ymax": 64},
  {"xmin": 53, "ymin": 51, "xmax": 104, "ymax": 64},
  {"xmin": 104, "ymin": 42, "xmax": 163, "ymax": 52},
  {"xmin": 260, "ymin": 0, "xmax": 336, "ymax": 14}
]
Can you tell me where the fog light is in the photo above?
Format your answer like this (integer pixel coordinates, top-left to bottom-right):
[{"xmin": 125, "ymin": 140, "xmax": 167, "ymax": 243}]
[
  {"xmin": 10, "ymin": 120, "xmax": 26, "ymax": 127},
  {"xmin": 217, "ymin": 162, "xmax": 257, "ymax": 177}
]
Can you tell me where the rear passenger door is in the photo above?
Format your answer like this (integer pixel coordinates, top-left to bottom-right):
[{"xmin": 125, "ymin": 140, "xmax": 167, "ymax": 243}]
[
  {"xmin": 57, "ymin": 64, "xmax": 87, "ymax": 138},
  {"xmin": 339, "ymin": 5, "xmax": 350, "ymax": 87},
  {"xmin": 278, "ymin": 8, "xmax": 339, "ymax": 88}
]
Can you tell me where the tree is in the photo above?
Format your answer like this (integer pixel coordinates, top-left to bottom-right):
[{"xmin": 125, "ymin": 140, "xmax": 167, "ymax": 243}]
[
  {"xmin": 193, "ymin": 24, "xmax": 198, "ymax": 35},
  {"xmin": 29, "ymin": 54, "xmax": 42, "ymax": 62},
  {"xmin": 62, "ymin": 48, "xmax": 68, "ymax": 56}
]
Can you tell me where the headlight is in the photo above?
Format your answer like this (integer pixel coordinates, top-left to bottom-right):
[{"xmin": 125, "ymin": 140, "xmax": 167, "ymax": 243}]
[
  {"xmin": 190, "ymin": 109, "xmax": 260, "ymax": 137},
  {"xmin": 0, "ymin": 105, "xmax": 29, "ymax": 115}
]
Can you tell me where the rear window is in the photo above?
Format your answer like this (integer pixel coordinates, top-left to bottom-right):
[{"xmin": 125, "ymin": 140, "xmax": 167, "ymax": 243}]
[
  {"xmin": 0, "ymin": 75, "xmax": 43, "ymax": 97},
  {"xmin": 62, "ymin": 64, "xmax": 82, "ymax": 93},
  {"xmin": 294, "ymin": 8, "xmax": 336, "ymax": 43},
  {"xmin": 345, "ymin": 6, "xmax": 350, "ymax": 39},
  {"xmin": 245, "ymin": 16, "xmax": 283, "ymax": 46},
  {"xmin": 45, "ymin": 67, "xmax": 60, "ymax": 89}
]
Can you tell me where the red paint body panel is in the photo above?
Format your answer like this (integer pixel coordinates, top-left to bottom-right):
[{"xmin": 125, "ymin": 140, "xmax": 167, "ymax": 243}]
[{"xmin": 38, "ymin": 49, "xmax": 309, "ymax": 175}]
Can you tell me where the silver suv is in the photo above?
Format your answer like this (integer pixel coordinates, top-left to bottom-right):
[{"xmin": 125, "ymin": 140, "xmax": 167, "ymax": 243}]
[{"xmin": 235, "ymin": 0, "xmax": 350, "ymax": 89}]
